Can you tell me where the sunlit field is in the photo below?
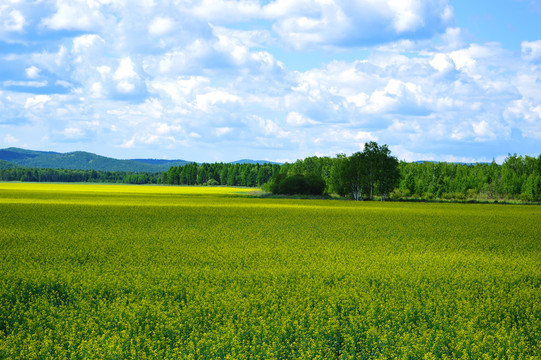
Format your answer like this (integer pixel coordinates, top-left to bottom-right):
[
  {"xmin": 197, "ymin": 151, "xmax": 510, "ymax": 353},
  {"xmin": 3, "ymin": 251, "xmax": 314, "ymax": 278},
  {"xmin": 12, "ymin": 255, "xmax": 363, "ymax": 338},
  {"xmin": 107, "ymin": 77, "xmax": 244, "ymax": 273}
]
[{"xmin": 1, "ymin": 183, "xmax": 540, "ymax": 359}]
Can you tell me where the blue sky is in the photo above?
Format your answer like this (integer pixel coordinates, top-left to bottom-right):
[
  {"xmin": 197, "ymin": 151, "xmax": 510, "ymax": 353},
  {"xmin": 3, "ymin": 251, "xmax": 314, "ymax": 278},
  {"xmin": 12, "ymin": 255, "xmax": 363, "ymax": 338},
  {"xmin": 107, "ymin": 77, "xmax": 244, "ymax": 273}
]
[{"xmin": 1, "ymin": 0, "xmax": 540, "ymax": 163}]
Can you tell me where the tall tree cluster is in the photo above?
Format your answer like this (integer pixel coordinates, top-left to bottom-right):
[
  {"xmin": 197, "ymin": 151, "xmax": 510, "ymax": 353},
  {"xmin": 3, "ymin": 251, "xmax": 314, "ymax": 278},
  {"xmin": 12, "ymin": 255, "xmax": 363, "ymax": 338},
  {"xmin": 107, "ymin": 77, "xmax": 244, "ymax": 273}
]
[
  {"xmin": 329, "ymin": 142, "xmax": 400, "ymax": 200},
  {"xmin": 265, "ymin": 142, "xmax": 400, "ymax": 200},
  {"xmin": 397, "ymin": 154, "xmax": 541, "ymax": 201},
  {"xmin": 163, "ymin": 162, "xmax": 281, "ymax": 187}
]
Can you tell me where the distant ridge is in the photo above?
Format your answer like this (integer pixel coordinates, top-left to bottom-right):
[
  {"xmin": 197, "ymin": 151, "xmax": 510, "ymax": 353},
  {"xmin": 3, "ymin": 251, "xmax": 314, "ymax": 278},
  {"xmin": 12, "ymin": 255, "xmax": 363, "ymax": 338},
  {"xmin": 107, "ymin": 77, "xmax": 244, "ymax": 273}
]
[
  {"xmin": 415, "ymin": 160, "xmax": 491, "ymax": 165},
  {"xmin": 0, "ymin": 148, "xmax": 186, "ymax": 173},
  {"xmin": 131, "ymin": 159, "xmax": 190, "ymax": 166},
  {"xmin": 0, "ymin": 148, "xmax": 282, "ymax": 172},
  {"xmin": 229, "ymin": 159, "xmax": 282, "ymax": 165}
]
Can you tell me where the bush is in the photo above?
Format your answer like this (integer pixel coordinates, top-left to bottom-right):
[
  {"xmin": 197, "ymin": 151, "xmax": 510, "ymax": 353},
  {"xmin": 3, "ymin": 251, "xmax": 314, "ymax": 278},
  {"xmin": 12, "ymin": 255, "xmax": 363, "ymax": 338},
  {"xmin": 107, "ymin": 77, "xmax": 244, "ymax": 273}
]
[
  {"xmin": 278, "ymin": 175, "xmax": 307, "ymax": 195},
  {"xmin": 390, "ymin": 189, "xmax": 403, "ymax": 200},
  {"xmin": 269, "ymin": 174, "xmax": 326, "ymax": 196},
  {"xmin": 304, "ymin": 175, "xmax": 326, "ymax": 195},
  {"xmin": 269, "ymin": 173, "xmax": 287, "ymax": 194}
]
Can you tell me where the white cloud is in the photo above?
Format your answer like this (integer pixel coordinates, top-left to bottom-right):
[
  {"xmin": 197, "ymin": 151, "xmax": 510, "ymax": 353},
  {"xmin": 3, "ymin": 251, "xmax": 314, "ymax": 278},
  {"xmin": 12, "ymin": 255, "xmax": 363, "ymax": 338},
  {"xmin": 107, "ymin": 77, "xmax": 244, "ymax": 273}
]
[
  {"xmin": 430, "ymin": 53, "xmax": 455, "ymax": 73},
  {"xmin": 31, "ymin": 46, "xmax": 70, "ymax": 75},
  {"xmin": 472, "ymin": 120, "xmax": 495, "ymax": 140},
  {"xmin": 114, "ymin": 57, "xmax": 140, "ymax": 82},
  {"xmin": 148, "ymin": 17, "xmax": 175, "ymax": 36},
  {"xmin": 216, "ymin": 127, "xmax": 233, "ymax": 137},
  {"xmin": 266, "ymin": 0, "xmax": 454, "ymax": 49},
  {"xmin": 504, "ymin": 99, "xmax": 541, "ymax": 138},
  {"xmin": 252, "ymin": 115, "xmax": 291, "ymax": 138},
  {"xmin": 315, "ymin": 129, "xmax": 377, "ymax": 146},
  {"xmin": 1, "ymin": 0, "xmax": 540, "ymax": 161},
  {"xmin": 25, "ymin": 66, "xmax": 41, "ymax": 79},
  {"xmin": 4, "ymin": 80, "xmax": 48, "ymax": 87},
  {"xmin": 42, "ymin": 0, "xmax": 107, "ymax": 31},
  {"xmin": 521, "ymin": 40, "xmax": 541, "ymax": 63},
  {"xmin": 196, "ymin": 90, "xmax": 240, "ymax": 111},
  {"xmin": 0, "ymin": 6, "xmax": 25, "ymax": 32},
  {"xmin": 61, "ymin": 127, "xmax": 85, "ymax": 139},
  {"xmin": 72, "ymin": 34, "xmax": 106, "ymax": 63},
  {"xmin": 24, "ymin": 95, "xmax": 51, "ymax": 109},
  {"xmin": 113, "ymin": 57, "xmax": 142, "ymax": 94},
  {"xmin": 191, "ymin": 0, "xmax": 260, "ymax": 23},
  {"xmin": 3, "ymin": 134, "xmax": 19, "ymax": 145},
  {"xmin": 286, "ymin": 112, "xmax": 317, "ymax": 126}
]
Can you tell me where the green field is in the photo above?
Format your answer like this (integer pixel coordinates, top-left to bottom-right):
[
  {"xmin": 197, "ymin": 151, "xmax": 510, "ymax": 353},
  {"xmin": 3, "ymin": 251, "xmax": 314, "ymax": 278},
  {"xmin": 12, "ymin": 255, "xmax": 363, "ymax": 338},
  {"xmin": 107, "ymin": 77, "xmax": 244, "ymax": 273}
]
[{"xmin": 0, "ymin": 183, "xmax": 540, "ymax": 359}]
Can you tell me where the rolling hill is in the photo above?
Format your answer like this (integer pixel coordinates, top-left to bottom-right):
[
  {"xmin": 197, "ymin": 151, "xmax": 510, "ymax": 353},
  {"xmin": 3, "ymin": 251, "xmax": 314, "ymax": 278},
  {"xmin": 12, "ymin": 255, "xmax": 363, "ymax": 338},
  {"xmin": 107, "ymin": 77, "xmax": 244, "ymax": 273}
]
[
  {"xmin": 0, "ymin": 148, "xmax": 280, "ymax": 172},
  {"xmin": 0, "ymin": 148, "xmax": 189, "ymax": 173}
]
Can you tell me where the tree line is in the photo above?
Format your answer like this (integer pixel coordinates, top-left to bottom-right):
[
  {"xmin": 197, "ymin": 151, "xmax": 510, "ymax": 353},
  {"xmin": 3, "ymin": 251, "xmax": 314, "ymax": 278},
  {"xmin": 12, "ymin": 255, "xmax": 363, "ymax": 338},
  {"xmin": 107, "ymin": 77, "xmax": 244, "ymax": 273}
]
[
  {"xmin": 0, "ymin": 167, "xmax": 162, "ymax": 184},
  {"xmin": 162, "ymin": 162, "xmax": 282, "ymax": 187},
  {"xmin": 1, "ymin": 143, "xmax": 540, "ymax": 201},
  {"xmin": 396, "ymin": 154, "xmax": 541, "ymax": 201}
]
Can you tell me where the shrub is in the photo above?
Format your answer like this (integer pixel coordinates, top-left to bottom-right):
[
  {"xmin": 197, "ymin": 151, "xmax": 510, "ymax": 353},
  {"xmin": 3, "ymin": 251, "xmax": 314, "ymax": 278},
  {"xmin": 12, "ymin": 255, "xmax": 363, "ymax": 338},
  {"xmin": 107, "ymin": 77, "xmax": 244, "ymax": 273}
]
[
  {"xmin": 278, "ymin": 175, "xmax": 307, "ymax": 195},
  {"xmin": 269, "ymin": 174, "xmax": 326, "ymax": 196},
  {"xmin": 304, "ymin": 175, "xmax": 326, "ymax": 195}
]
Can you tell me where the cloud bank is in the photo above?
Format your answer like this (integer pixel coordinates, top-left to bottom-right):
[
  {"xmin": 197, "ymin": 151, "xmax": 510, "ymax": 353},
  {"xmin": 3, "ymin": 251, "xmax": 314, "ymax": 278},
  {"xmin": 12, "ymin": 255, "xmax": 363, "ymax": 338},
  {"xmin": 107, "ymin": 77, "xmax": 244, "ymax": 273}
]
[{"xmin": 0, "ymin": 0, "xmax": 539, "ymax": 162}]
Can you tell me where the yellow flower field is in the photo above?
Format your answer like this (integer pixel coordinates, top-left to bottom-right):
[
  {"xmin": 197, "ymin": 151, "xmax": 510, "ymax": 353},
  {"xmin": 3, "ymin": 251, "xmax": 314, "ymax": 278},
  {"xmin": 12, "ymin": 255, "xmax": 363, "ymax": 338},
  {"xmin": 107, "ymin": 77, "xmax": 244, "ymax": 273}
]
[{"xmin": 0, "ymin": 183, "xmax": 540, "ymax": 359}]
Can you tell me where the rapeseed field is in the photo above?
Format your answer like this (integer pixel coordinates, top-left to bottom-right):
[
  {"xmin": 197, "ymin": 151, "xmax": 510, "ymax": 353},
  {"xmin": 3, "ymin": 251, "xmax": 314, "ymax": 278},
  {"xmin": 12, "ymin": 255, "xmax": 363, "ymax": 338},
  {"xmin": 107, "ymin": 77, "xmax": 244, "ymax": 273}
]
[{"xmin": 0, "ymin": 183, "xmax": 540, "ymax": 359}]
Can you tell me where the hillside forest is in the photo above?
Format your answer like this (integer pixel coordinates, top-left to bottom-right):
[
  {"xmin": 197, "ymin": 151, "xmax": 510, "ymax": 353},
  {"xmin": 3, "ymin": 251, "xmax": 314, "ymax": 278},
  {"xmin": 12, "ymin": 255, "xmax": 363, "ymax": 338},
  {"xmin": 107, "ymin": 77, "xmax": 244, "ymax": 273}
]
[{"xmin": 1, "ymin": 142, "xmax": 540, "ymax": 202}]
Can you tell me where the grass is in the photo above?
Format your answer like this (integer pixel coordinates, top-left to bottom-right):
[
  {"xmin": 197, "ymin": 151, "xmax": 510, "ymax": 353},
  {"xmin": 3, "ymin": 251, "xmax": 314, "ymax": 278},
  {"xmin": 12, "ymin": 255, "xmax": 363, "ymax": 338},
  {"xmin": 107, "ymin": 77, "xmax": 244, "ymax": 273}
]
[{"xmin": 0, "ymin": 183, "xmax": 540, "ymax": 359}]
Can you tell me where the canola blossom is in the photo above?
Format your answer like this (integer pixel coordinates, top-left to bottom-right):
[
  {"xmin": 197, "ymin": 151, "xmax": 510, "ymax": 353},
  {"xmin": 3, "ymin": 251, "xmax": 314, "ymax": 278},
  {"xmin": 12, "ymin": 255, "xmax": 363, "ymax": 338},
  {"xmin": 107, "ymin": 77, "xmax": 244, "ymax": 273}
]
[{"xmin": 0, "ymin": 183, "xmax": 540, "ymax": 359}]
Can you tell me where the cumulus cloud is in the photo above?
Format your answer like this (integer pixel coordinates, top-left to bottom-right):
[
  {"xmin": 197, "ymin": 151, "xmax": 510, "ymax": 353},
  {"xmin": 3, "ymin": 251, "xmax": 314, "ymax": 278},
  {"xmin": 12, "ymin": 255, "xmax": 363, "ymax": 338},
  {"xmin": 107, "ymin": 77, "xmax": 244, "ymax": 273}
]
[
  {"xmin": 25, "ymin": 66, "xmax": 41, "ymax": 79},
  {"xmin": 0, "ymin": 0, "xmax": 540, "ymax": 161},
  {"xmin": 430, "ymin": 53, "xmax": 455, "ymax": 73},
  {"xmin": 0, "ymin": 6, "xmax": 25, "ymax": 33},
  {"xmin": 521, "ymin": 40, "xmax": 541, "ymax": 63},
  {"xmin": 504, "ymin": 99, "xmax": 541, "ymax": 138},
  {"xmin": 265, "ymin": 0, "xmax": 454, "ymax": 49},
  {"xmin": 24, "ymin": 95, "xmax": 51, "ymax": 109},
  {"xmin": 148, "ymin": 17, "xmax": 176, "ymax": 37},
  {"xmin": 41, "ymin": 0, "xmax": 108, "ymax": 31},
  {"xmin": 286, "ymin": 112, "xmax": 318, "ymax": 126},
  {"xmin": 113, "ymin": 57, "xmax": 141, "ymax": 94},
  {"xmin": 196, "ymin": 90, "xmax": 241, "ymax": 111}
]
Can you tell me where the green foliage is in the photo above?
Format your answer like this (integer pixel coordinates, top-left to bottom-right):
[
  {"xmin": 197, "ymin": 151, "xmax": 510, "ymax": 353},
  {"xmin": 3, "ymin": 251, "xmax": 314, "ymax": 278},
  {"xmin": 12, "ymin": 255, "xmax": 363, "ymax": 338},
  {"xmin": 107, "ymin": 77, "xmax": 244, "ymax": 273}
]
[
  {"xmin": 398, "ymin": 154, "xmax": 541, "ymax": 202},
  {"xmin": 304, "ymin": 174, "xmax": 326, "ymax": 195},
  {"xmin": 165, "ymin": 162, "xmax": 278, "ymax": 187},
  {"xmin": 0, "ymin": 167, "xmax": 161, "ymax": 184},
  {"xmin": 277, "ymin": 174, "xmax": 307, "ymax": 195},
  {"xmin": 0, "ymin": 160, "xmax": 17, "ymax": 170},
  {"xmin": 0, "ymin": 184, "xmax": 540, "ymax": 359},
  {"xmin": 269, "ymin": 174, "xmax": 326, "ymax": 195}
]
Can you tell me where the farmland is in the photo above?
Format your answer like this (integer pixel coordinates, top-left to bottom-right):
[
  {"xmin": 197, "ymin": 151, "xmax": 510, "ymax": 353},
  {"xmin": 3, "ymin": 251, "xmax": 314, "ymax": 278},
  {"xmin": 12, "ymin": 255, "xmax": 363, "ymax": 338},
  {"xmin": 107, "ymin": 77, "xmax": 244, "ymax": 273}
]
[{"xmin": 0, "ymin": 183, "xmax": 540, "ymax": 359}]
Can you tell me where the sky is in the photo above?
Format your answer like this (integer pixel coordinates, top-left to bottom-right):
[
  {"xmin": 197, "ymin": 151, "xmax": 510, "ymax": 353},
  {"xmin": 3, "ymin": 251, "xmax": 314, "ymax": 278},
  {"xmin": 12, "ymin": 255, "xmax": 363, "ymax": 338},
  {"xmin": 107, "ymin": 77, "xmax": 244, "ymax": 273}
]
[{"xmin": 0, "ymin": 0, "xmax": 540, "ymax": 163}]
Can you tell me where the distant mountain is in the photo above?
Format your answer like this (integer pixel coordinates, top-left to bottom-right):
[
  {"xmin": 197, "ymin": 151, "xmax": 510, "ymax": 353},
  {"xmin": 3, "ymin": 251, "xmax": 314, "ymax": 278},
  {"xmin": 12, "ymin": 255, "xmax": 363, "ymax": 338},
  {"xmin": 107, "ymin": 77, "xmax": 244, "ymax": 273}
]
[
  {"xmin": 0, "ymin": 159, "xmax": 18, "ymax": 170},
  {"xmin": 131, "ymin": 159, "xmax": 190, "ymax": 166},
  {"xmin": 0, "ymin": 148, "xmax": 186, "ymax": 173},
  {"xmin": 230, "ymin": 159, "xmax": 282, "ymax": 165},
  {"xmin": 415, "ymin": 160, "xmax": 491, "ymax": 165},
  {"xmin": 0, "ymin": 148, "xmax": 281, "ymax": 172}
]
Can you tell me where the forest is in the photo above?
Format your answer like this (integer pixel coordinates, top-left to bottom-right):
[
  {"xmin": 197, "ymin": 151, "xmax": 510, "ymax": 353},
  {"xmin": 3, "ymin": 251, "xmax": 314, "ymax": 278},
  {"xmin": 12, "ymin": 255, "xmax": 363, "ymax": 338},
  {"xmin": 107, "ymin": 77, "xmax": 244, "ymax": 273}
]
[
  {"xmin": 1, "ymin": 143, "xmax": 540, "ymax": 201},
  {"xmin": 161, "ymin": 143, "xmax": 541, "ymax": 202},
  {"xmin": 0, "ymin": 167, "xmax": 162, "ymax": 184}
]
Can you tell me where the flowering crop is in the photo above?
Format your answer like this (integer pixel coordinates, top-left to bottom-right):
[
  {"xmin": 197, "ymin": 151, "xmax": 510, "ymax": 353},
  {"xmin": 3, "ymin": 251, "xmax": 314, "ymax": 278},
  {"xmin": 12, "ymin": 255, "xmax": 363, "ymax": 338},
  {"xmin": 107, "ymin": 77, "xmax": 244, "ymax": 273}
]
[{"xmin": 0, "ymin": 183, "xmax": 540, "ymax": 359}]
